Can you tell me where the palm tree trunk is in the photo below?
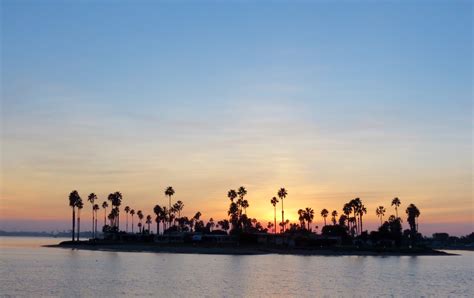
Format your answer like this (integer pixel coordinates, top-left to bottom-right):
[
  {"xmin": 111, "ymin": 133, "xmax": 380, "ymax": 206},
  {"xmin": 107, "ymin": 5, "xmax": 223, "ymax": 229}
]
[
  {"xmin": 281, "ymin": 199, "xmax": 285, "ymax": 233},
  {"xmin": 324, "ymin": 218, "xmax": 326, "ymax": 226},
  {"xmin": 77, "ymin": 214, "xmax": 80, "ymax": 242},
  {"xmin": 395, "ymin": 207, "xmax": 398, "ymax": 218},
  {"xmin": 156, "ymin": 220, "xmax": 159, "ymax": 235},
  {"xmin": 360, "ymin": 215, "xmax": 363, "ymax": 234},
  {"xmin": 91, "ymin": 208, "xmax": 94, "ymax": 239},
  {"xmin": 126, "ymin": 214, "xmax": 129, "ymax": 233},
  {"xmin": 132, "ymin": 217, "xmax": 134, "ymax": 233},
  {"xmin": 95, "ymin": 216, "xmax": 98, "ymax": 239},
  {"xmin": 274, "ymin": 206, "xmax": 276, "ymax": 234},
  {"xmin": 103, "ymin": 208, "xmax": 106, "ymax": 227},
  {"xmin": 72, "ymin": 208, "xmax": 76, "ymax": 242}
]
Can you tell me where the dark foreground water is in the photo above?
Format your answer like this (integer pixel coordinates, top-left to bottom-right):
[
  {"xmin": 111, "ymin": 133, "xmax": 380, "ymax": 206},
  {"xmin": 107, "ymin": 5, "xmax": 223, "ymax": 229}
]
[{"xmin": 1, "ymin": 237, "xmax": 473, "ymax": 297}]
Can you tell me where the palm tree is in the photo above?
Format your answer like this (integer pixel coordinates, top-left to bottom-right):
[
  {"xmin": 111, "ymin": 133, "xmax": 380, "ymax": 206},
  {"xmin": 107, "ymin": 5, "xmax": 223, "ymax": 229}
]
[
  {"xmin": 237, "ymin": 186, "xmax": 247, "ymax": 216},
  {"xmin": 270, "ymin": 197, "xmax": 279, "ymax": 234},
  {"xmin": 241, "ymin": 200, "xmax": 249, "ymax": 214},
  {"xmin": 146, "ymin": 215, "xmax": 152, "ymax": 232},
  {"xmin": 227, "ymin": 189, "xmax": 237, "ymax": 202},
  {"xmin": 320, "ymin": 209, "xmax": 329, "ymax": 226},
  {"xmin": 173, "ymin": 200, "xmax": 184, "ymax": 219},
  {"xmin": 76, "ymin": 198, "xmax": 83, "ymax": 241},
  {"xmin": 124, "ymin": 206, "xmax": 130, "ymax": 232},
  {"xmin": 304, "ymin": 207, "xmax": 314, "ymax": 231},
  {"xmin": 350, "ymin": 198, "xmax": 362, "ymax": 234},
  {"xmin": 343, "ymin": 203, "xmax": 352, "ymax": 231},
  {"xmin": 267, "ymin": 222, "xmax": 274, "ymax": 233},
  {"xmin": 69, "ymin": 190, "xmax": 81, "ymax": 241},
  {"xmin": 298, "ymin": 209, "xmax": 305, "ymax": 228},
  {"xmin": 87, "ymin": 193, "xmax": 97, "ymax": 239},
  {"xmin": 165, "ymin": 186, "xmax": 175, "ymax": 227},
  {"xmin": 392, "ymin": 197, "xmax": 401, "ymax": 218},
  {"xmin": 102, "ymin": 201, "xmax": 108, "ymax": 227},
  {"xmin": 406, "ymin": 203, "xmax": 420, "ymax": 234},
  {"xmin": 375, "ymin": 206, "xmax": 386, "ymax": 226},
  {"xmin": 137, "ymin": 210, "xmax": 144, "ymax": 233},
  {"xmin": 277, "ymin": 188, "xmax": 287, "ymax": 232},
  {"xmin": 153, "ymin": 205, "xmax": 163, "ymax": 235},
  {"xmin": 357, "ymin": 204, "xmax": 367, "ymax": 234},
  {"xmin": 93, "ymin": 204, "xmax": 99, "ymax": 238},
  {"xmin": 331, "ymin": 210, "xmax": 338, "ymax": 225},
  {"xmin": 130, "ymin": 209, "xmax": 135, "ymax": 233}
]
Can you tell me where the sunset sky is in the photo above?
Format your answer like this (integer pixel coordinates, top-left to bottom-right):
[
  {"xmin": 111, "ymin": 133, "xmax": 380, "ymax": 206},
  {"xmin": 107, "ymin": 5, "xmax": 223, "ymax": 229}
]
[{"xmin": 1, "ymin": 1, "xmax": 472, "ymax": 235}]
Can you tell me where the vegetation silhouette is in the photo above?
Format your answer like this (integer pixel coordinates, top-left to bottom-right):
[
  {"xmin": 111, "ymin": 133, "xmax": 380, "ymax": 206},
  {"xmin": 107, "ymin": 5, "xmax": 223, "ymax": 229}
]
[{"xmin": 65, "ymin": 187, "xmax": 436, "ymax": 253}]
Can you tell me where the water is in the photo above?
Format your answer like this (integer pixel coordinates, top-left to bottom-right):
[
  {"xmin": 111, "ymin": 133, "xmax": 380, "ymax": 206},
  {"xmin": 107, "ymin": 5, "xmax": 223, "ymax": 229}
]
[{"xmin": 1, "ymin": 237, "xmax": 473, "ymax": 297}]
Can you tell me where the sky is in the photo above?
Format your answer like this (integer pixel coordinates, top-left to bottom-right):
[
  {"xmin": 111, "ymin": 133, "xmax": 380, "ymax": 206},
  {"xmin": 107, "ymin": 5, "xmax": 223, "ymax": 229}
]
[{"xmin": 1, "ymin": 0, "xmax": 472, "ymax": 235}]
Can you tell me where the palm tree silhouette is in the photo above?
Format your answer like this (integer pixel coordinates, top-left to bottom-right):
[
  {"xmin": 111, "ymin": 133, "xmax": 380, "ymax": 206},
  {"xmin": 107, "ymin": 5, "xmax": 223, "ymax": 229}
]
[
  {"xmin": 375, "ymin": 206, "xmax": 386, "ymax": 226},
  {"xmin": 102, "ymin": 201, "xmax": 108, "ymax": 227},
  {"xmin": 304, "ymin": 207, "xmax": 314, "ymax": 231},
  {"xmin": 270, "ymin": 197, "xmax": 279, "ymax": 234},
  {"xmin": 277, "ymin": 188, "xmax": 287, "ymax": 232},
  {"xmin": 321, "ymin": 209, "xmax": 329, "ymax": 226},
  {"xmin": 69, "ymin": 190, "xmax": 81, "ymax": 241},
  {"xmin": 227, "ymin": 189, "xmax": 237, "ymax": 202},
  {"xmin": 392, "ymin": 197, "xmax": 401, "ymax": 218},
  {"xmin": 130, "ymin": 209, "xmax": 135, "ymax": 233},
  {"xmin": 241, "ymin": 200, "xmax": 249, "ymax": 214},
  {"xmin": 76, "ymin": 198, "xmax": 83, "ymax": 241},
  {"xmin": 153, "ymin": 205, "xmax": 164, "ymax": 235},
  {"xmin": 93, "ymin": 204, "xmax": 99, "ymax": 238},
  {"xmin": 267, "ymin": 222, "xmax": 274, "ymax": 233},
  {"xmin": 146, "ymin": 215, "xmax": 152, "ymax": 233},
  {"xmin": 298, "ymin": 209, "xmax": 305, "ymax": 228},
  {"xmin": 343, "ymin": 203, "xmax": 352, "ymax": 231},
  {"xmin": 137, "ymin": 210, "xmax": 144, "ymax": 233},
  {"xmin": 165, "ymin": 186, "xmax": 175, "ymax": 228},
  {"xmin": 237, "ymin": 186, "xmax": 247, "ymax": 216},
  {"xmin": 87, "ymin": 193, "xmax": 97, "ymax": 239},
  {"xmin": 124, "ymin": 206, "xmax": 130, "ymax": 232},
  {"xmin": 357, "ymin": 204, "xmax": 367, "ymax": 234},
  {"xmin": 331, "ymin": 210, "xmax": 338, "ymax": 225},
  {"xmin": 406, "ymin": 203, "xmax": 420, "ymax": 234}
]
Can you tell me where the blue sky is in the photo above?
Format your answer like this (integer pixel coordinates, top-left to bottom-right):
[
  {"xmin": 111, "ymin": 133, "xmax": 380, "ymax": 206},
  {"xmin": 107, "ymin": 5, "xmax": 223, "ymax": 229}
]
[{"xmin": 1, "ymin": 0, "xmax": 472, "ymax": 234}]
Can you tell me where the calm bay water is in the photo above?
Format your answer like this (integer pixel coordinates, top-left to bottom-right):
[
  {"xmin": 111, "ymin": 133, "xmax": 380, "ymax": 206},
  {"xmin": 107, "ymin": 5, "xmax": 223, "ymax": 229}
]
[{"xmin": 1, "ymin": 237, "xmax": 473, "ymax": 297}]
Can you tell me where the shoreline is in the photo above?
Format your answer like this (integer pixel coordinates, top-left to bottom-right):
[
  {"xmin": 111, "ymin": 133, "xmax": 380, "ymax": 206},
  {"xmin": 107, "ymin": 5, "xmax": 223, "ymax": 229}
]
[{"xmin": 45, "ymin": 242, "xmax": 455, "ymax": 256}]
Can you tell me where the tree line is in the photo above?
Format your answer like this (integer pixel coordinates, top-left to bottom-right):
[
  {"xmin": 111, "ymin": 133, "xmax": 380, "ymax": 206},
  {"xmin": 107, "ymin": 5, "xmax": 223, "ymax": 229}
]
[{"xmin": 67, "ymin": 187, "xmax": 421, "ymax": 244}]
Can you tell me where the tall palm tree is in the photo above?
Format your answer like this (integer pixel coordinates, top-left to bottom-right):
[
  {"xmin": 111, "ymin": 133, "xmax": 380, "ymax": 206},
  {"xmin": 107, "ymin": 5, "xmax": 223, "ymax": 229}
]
[
  {"xmin": 87, "ymin": 193, "xmax": 97, "ymax": 239},
  {"xmin": 69, "ymin": 190, "xmax": 81, "ymax": 241},
  {"xmin": 277, "ymin": 188, "xmax": 287, "ymax": 232},
  {"xmin": 102, "ymin": 201, "xmax": 108, "ymax": 227},
  {"xmin": 343, "ymin": 203, "xmax": 352, "ymax": 230},
  {"xmin": 304, "ymin": 207, "xmax": 314, "ymax": 231},
  {"xmin": 298, "ymin": 209, "xmax": 306, "ymax": 228},
  {"xmin": 173, "ymin": 201, "xmax": 184, "ymax": 220},
  {"xmin": 146, "ymin": 215, "xmax": 152, "ymax": 232},
  {"xmin": 270, "ymin": 197, "xmax": 279, "ymax": 234},
  {"xmin": 357, "ymin": 204, "xmax": 367, "ymax": 234},
  {"xmin": 375, "ymin": 206, "xmax": 386, "ymax": 226},
  {"xmin": 241, "ymin": 200, "xmax": 249, "ymax": 214},
  {"xmin": 392, "ymin": 197, "xmax": 401, "ymax": 218},
  {"xmin": 76, "ymin": 198, "xmax": 83, "ymax": 241},
  {"xmin": 130, "ymin": 209, "xmax": 135, "ymax": 233},
  {"xmin": 93, "ymin": 204, "xmax": 99, "ymax": 238},
  {"xmin": 351, "ymin": 198, "xmax": 362, "ymax": 234},
  {"xmin": 165, "ymin": 186, "xmax": 175, "ymax": 227},
  {"xmin": 331, "ymin": 210, "xmax": 338, "ymax": 225},
  {"xmin": 153, "ymin": 205, "xmax": 163, "ymax": 234},
  {"xmin": 124, "ymin": 206, "xmax": 130, "ymax": 232},
  {"xmin": 137, "ymin": 210, "xmax": 144, "ymax": 233},
  {"xmin": 320, "ymin": 209, "xmax": 329, "ymax": 226},
  {"xmin": 237, "ymin": 186, "xmax": 247, "ymax": 216}
]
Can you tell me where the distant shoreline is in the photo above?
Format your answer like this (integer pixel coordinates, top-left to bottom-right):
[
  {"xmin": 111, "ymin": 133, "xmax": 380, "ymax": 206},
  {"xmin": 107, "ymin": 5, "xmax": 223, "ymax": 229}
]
[{"xmin": 45, "ymin": 241, "xmax": 455, "ymax": 256}]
